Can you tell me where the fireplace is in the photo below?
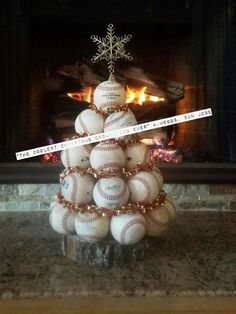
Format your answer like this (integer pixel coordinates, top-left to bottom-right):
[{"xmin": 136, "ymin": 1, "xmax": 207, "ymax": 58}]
[{"xmin": 0, "ymin": 0, "xmax": 236, "ymax": 164}]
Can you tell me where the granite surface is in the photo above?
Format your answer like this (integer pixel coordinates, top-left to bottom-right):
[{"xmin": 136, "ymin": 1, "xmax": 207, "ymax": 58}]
[{"xmin": 0, "ymin": 211, "xmax": 235, "ymax": 299}]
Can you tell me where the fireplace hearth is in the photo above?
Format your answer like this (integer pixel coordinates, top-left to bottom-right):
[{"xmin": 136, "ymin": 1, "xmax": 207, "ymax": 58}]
[{"xmin": 0, "ymin": 0, "xmax": 235, "ymax": 164}]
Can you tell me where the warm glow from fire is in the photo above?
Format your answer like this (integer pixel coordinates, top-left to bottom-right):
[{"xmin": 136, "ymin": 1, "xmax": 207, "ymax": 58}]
[
  {"xmin": 138, "ymin": 86, "xmax": 147, "ymax": 105},
  {"xmin": 86, "ymin": 87, "xmax": 92, "ymax": 103},
  {"xmin": 67, "ymin": 86, "xmax": 165, "ymax": 105},
  {"xmin": 151, "ymin": 146, "xmax": 182, "ymax": 163},
  {"xmin": 126, "ymin": 85, "xmax": 165, "ymax": 105},
  {"xmin": 67, "ymin": 87, "xmax": 92, "ymax": 103},
  {"xmin": 126, "ymin": 86, "xmax": 136, "ymax": 103},
  {"xmin": 149, "ymin": 95, "xmax": 161, "ymax": 102}
]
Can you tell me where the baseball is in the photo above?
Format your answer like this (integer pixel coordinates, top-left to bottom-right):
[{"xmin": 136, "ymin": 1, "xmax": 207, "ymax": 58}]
[
  {"xmin": 128, "ymin": 171, "xmax": 160, "ymax": 202},
  {"xmin": 93, "ymin": 80, "xmax": 126, "ymax": 112},
  {"xmin": 144, "ymin": 204, "xmax": 171, "ymax": 236},
  {"xmin": 74, "ymin": 109, "xmax": 104, "ymax": 135},
  {"xmin": 49, "ymin": 202, "xmax": 76, "ymax": 235},
  {"xmin": 90, "ymin": 142, "xmax": 125, "ymax": 172},
  {"xmin": 75, "ymin": 212, "xmax": 110, "ymax": 242},
  {"xmin": 110, "ymin": 212, "xmax": 146, "ymax": 245},
  {"xmin": 93, "ymin": 177, "xmax": 130, "ymax": 210},
  {"xmin": 60, "ymin": 145, "xmax": 93, "ymax": 169},
  {"xmin": 164, "ymin": 198, "xmax": 176, "ymax": 221},
  {"xmin": 125, "ymin": 143, "xmax": 151, "ymax": 169},
  {"xmin": 151, "ymin": 166, "xmax": 164, "ymax": 189},
  {"xmin": 104, "ymin": 109, "xmax": 137, "ymax": 139},
  {"xmin": 61, "ymin": 173, "xmax": 95, "ymax": 204}
]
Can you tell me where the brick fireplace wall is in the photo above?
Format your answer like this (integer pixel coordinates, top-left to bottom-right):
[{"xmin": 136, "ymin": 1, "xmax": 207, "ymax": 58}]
[{"xmin": 0, "ymin": 183, "xmax": 235, "ymax": 212}]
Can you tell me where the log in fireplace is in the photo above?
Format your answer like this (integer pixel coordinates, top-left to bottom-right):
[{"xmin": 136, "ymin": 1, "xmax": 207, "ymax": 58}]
[{"xmin": 0, "ymin": 0, "xmax": 235, "ymax": 164}]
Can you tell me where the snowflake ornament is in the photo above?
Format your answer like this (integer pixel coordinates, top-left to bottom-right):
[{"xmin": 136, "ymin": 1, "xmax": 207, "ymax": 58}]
[{"xmin": 91, "ymin": 24, "xmax": 133, "ymax": 76}]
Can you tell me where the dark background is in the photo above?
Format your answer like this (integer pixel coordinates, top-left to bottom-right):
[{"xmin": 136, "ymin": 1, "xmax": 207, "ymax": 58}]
[{"xmin": 0, "ymin": 0, "xmax": 235, "ymax": 162}]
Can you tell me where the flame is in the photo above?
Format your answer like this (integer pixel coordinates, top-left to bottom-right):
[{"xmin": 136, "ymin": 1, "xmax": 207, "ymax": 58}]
[
  {"xmin": 67, "ymin": 85, "xmax": 165, "ymax": 105},
  {"xmin": 126, "ymin": 86, "xmax": 136, "ymax": 103},
  {"xmin": 138, "ymin": 86, "xmax": 147, "ymax": 105},
  {"xmin": 151, "ymin": 146, "xmax": 182, "ymax": 163},
  {"xmin": 67, "ymin": 87, "xmax": 92, "ymax": 103},
  {"xmin": 86, "ymin": 87, "xmax": 92, "ymax": 103},
  {"xmin": 126, "ymin": 86, "xmax": 165, "ymax": 105},
  {"xmin": 149, "ymin": 95, "xmax": 161, "ymax": 102}
]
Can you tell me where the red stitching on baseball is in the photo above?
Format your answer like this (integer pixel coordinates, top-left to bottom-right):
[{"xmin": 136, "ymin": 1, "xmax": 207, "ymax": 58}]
[
  {"xmin": 79, "ymin": 113, "xmax": 89, "ymax": 134},
  {"xmin": 96, "ymin": 162, "xmax": 122, "ymax": 171},
  {"xmin": 77, "ymin": 215, "xmax": 101, "ymax": 224},
  {"xmin": 104, "ymin": 111, "xmax": 128, "ymax": 129},
  {"xmin": 62, "ymin": 210, "xmax": 72, "ymax": 233},
  {"xmin": 129, "ymin": 176, "xmax": 152, "ymax": 202},
  {"xmin": 146, "ymin": 209, "xmax": 170, "ymax": 227},
  {"xmin": 97, "ymin": 179, "xmax": 128, "ymax": 201},
  {"xmin": 120, "ymin": 218, "xmax": 146, "ymax": 245}
]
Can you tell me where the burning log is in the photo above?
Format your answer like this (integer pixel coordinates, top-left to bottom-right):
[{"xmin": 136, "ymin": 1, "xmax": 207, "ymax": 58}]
[
  {"xmin": 119, "ymin": 66, "xmax": 184, "ymax": 102},
  {"xmin": 43, "ymin": 61, "xmax": 183, "ymax": 166},
  {"xmin": 119, "ymin": 66, "xmax": 165, "ymax": 97},
  {"xmin": 56, "ymin": 61, "xmax": 184, "ymax": 102},
  {"xmin": 57, "ymin": 61, "xmax": 102, "ymax": 87}
]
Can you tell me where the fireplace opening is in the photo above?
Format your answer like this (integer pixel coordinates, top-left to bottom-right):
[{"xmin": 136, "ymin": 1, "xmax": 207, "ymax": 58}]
[{"xmin": 1, "ymin": 0, "xmax": 235, "ymax": 163}]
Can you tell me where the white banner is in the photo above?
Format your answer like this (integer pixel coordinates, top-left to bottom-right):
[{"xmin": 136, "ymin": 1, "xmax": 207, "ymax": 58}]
[{"xmin": 15, "ymin": 108, "xmax": 212, "ymax": 160}]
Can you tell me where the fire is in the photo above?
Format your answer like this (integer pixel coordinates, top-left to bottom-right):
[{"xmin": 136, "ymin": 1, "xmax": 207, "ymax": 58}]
[
  {"xmin": 126, "ymin": 86, "xmax": 165, "ymax": 105},
  {"xmin": 126, "ymin": 86, "xmax": 136, "ymax": 103},
  {"xmin": 67, "ymin": 85, "xmax": 165, "ymax": 105},
  {"xmin": 67, "ymin": 87, "xmax": 92, "ymax": 103},
  {"xmin": 151, "ymin": 145, "xmax": 183, "ymax": 163},
  {"xmin": 138, "ymin": 86, "xmax": 147, "ymax": 105}
]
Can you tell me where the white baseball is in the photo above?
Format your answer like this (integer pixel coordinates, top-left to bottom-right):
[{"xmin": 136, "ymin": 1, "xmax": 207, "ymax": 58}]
[
  {"xmin": 104, "ymin": 109, "xmax": 137, "ymax": 139},
  {"xmin": 93, "ymin": 177, "xmax": 130, "ymax": 210},
  {"xmin": 61, "ymin": 173, "xmax": 95, "ymax": 204},
  {"xmin": 75, "ymin": 212, "xmax": 110, "ymax": 242},
  {"xmin": 125, "ymin": 143, "xmax": 151, "ymax": 169},
  {"xmin": 93, "ymin": 80, "xmax": 126, "ymax": 112},
  {"xmin": 110, "ymin": 212, "xmax": 146, "ymax": 245},
  {"xmin": 164, "ymin": 198, "xmax": 176, "ymax": 221},
  {"xmin": 144, "ymin": 204, "xmax": 171, "ymax": 236},
  {"xmin": 90, "ymin": 142, "xmax": 125, "ymax": 172},
  {"xmin": 49, "ymin": 202, "xmax": 76, "ymax": 235},
  {"xmin": 60, "ymin": 145, "xmax": 93, "ymax": 168},
  {"xmin": 151, "ymin": 166, "xmax": 163, "ymax": 189},
  {"xmin": 74, "ymin": 109, "xmax": 104, "ymax": 135},
  {"xmin": 128, "ymin": 171, "xmax": 160, "ymax": 202}
]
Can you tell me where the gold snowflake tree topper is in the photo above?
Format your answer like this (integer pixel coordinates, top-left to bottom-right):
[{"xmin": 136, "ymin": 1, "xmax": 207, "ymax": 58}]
[{"xmin": 91, "ymin": 23, "xmax": 133, "ymax": 79}]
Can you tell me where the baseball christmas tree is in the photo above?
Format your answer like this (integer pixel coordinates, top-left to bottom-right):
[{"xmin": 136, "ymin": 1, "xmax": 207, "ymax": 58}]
[{"xmin": 49, "ymin": 24, "xmax": 176, "ymax": 247}]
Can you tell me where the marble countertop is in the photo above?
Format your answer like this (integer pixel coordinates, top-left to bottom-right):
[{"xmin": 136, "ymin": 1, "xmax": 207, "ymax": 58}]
[{"xmin": 0, "ymin": 211, "xmax": 235, "ymax": 299}]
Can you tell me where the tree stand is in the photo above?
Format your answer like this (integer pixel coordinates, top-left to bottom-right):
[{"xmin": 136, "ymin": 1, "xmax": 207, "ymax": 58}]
[{"xmin": 61, "ymin": 235, "xmax": 152, "ymax": 267}]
